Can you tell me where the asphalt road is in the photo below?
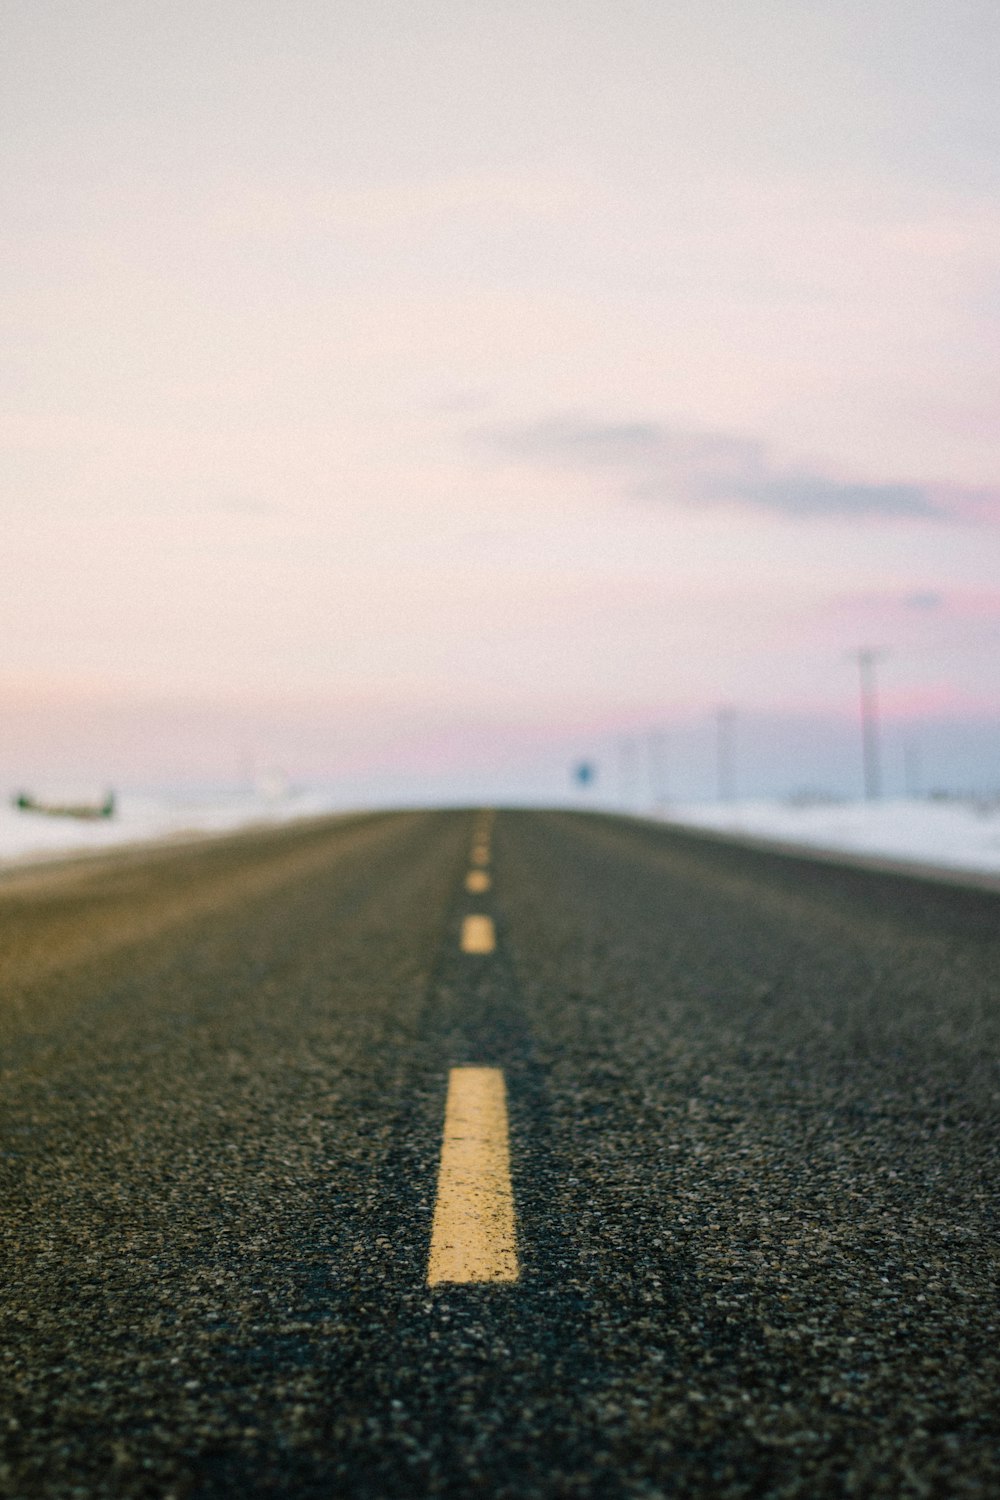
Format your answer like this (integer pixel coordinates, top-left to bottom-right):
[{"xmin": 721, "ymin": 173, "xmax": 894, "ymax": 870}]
[{"xmin": 1, "ymin": 808, "xmax": 997, "ymax": 1498}]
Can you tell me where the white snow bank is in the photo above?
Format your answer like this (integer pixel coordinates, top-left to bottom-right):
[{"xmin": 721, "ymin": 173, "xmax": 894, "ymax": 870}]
[
  {"xmin": 4, "ymin": 784, "xmax": 1000, "ymax": 884},
  {"xmin": 0, "ymin": 787, "xmax": 348, "ymax": 868},
  {"xmin": 660, "ymin": 797, "xmax": 1000, "ymax": 878}
]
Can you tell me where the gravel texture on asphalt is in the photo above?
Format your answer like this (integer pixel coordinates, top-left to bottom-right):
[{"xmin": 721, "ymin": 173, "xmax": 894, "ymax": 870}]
[{"xmin": 1, "ymin": 808, "xmax": 997, "ymax": 1498}]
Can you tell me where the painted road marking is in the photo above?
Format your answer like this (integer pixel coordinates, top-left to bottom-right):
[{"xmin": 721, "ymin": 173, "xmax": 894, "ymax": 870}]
[
  {"xmin": 471, "ymin": 845, "xmax": 490, "ymax": 866},
  {"xmin": 427, "ymin": 1067, "xmax": 519, "ymax": 1285},
  {"xmin": 461, "ymin": 914, "xmax": 496, "ymax": 953},
  {"xmin": 465, "ymin": 870, "xmax": 491, "ymax": 893}
]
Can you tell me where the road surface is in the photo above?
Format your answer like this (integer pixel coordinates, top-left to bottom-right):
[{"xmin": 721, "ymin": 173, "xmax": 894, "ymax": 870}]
[{"xmin": 1, "ymin": 809, "xmax": 997, "ymax": 1497}]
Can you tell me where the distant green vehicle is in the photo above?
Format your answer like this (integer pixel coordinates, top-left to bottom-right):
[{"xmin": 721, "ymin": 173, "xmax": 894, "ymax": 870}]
[{"xmin": 13, "ymin": 789, "xmax": 116, "ymax": 819}]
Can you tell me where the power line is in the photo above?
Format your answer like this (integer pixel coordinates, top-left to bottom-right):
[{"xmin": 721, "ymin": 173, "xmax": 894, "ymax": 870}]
[
  {"xmin": 716, "ymin": 706, "xmax": 737, "ymax": 802},
  {"xmin": 648, "ymin": 728, "xmax": 668, "ymax": 804},
  {"xmin": 855, "ymin": 647, "xmax": 885, "ymax": 801}
]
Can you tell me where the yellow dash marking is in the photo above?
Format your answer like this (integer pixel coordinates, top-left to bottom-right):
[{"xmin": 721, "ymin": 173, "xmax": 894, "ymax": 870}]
[
  {"xmin": 427, "ymin": 1067, "xmax": 519, "ymax": 1284},
  {"xmin": 461, "ymin": 914, "xmax": 495, "ymax": 953},
  {"xmin": 471, "ymin": 845, "xmax": 490, "ymax": 866},
  {"xmin": 465, "ymin": 870, "xmax": 491, "ymax": 893}
]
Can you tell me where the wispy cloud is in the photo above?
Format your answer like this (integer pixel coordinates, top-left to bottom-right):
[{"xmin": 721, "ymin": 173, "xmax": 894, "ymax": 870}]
[
  {"xmin": 903, "ymin": 590, "xmax": 945, "ymax": 611},
  {"xmin": 470, "ymin": 414, "xmax": 956, "ymax": 521},
  {"xmin": 736, "ymin": 475, "xmax": 937, "ymax": 520}
]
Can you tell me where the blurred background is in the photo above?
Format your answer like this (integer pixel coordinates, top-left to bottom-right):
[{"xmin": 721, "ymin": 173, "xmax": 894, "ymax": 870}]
[{"xmin": 3, "ymin": 0, "xmax": 998, "ymax": 825}]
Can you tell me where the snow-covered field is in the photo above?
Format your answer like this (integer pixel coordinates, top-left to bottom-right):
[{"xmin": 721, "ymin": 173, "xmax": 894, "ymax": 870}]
[
  {"xmin": 0, "ymin": 787, "xmax": 348, "ymax": 868},
  {"xmin": 661, "ymin": 796, "xmax": 1000, "ymax": 879},
  {"xmin": 2, "ymin": 786, "xmax": 1000, "ymax": 884}
]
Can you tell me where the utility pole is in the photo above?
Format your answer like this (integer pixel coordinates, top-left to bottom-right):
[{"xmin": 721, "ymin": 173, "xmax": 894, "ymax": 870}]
[
  {"xmin": 903, "ymin": 738, "xmax": 921, "ymax": 800},
  {"xmin": 619, "ymin": 736, "xmax": 637, "ymax": 809},
  {"xmin": 856, "ymin": 648, "xmax": 884, "ymax": 801},
  {"xmin": 648, "ymin": 728, "xmax": 668, "ymax": 805},
  {"xmin": 716, "ymin": 706, "xmax": 736, "ymax": 803}
]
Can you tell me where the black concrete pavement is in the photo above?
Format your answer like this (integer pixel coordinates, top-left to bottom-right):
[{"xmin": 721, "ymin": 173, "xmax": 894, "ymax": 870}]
[{"xmin": 1, "ymin": 809, "xmax": 997, "ymax": 1498}]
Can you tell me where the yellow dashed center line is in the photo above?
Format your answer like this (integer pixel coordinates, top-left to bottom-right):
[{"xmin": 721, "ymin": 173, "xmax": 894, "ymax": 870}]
[
  {"xmin": 427, "ymin": 1067, "xmax": 519, "ymax": 1285},
  {"xmin": 465, "ymin": 870, "xmax": 491, "ymax": 893},
  {"xmin": 460, "ymin": 914, "xmax": 496, "ymax": 953}
]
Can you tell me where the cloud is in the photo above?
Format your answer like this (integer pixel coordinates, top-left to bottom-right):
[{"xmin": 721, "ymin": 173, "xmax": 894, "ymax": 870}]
[
  {"xmin": 735, "ymin": 476, "xmax": 938, "ymax": 519},
  {"xmin": 477, "ymin": 416, "xmax": 761, "ymax": 487},
  {"xmin": 471, "ymin": 414, "xmax": 950, "ymax": 521},
  {"xmin": 903, "ymin": 590, "xmax": 944, "ymax": 611}
]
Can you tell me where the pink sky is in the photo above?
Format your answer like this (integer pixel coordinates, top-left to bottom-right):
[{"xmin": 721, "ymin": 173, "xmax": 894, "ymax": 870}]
[{"xmin": 3, "ymin": 1, "xmax": 998, "ymax": 798}]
